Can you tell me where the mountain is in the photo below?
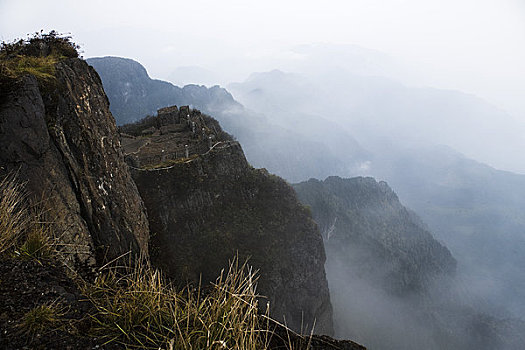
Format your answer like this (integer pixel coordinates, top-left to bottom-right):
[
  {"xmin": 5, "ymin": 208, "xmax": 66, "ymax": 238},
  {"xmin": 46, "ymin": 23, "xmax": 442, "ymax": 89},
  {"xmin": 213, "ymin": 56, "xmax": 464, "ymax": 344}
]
[
  {"xmin": 229, "ymin": 68, "xmax": 525, "ymax": 175},
  {"xmin": 370, "ymin": 145, "xmax": 525, "ymax": 318},
  {"xmin": 228, "ymin": 68, "xmax": 525, "ymax": 320},
  {"xmin": 88, "ymin": 57, "xmax": 370, "ymax": 182},
  {"xmin": 86, "ymin": 57, "xmax": 240, "ymax": 126},
  {"xmin": 0, "ymin": 34, "xmax": 366, "ymax": 348},
  {"xmin": 90, "ymin": 55, "xmax": 525, "ymax": 323},
  {"xmin": 119, "ymin": 107, "xmax": 334, "ymax": 334},
  {"xmin": 294, "ymin": 176, "xmax": 525, "ymax": 350}
]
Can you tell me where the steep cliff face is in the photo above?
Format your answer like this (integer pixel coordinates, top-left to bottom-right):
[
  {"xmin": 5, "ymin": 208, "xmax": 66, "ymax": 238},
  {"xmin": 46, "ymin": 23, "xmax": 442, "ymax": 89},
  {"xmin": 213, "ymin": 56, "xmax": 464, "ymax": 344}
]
[
  {"xmin": 122, "ymin": 108, "xmax": 333, "ymax": 335},
  {"xmin": 293, "ymin": 177, "xmax": 525, "ymax": 350},
  {"xmin": 0, "ymin": 58, "xmax": 149, "ymax": 265},
  {"xmin": 294, "ymin": 177, "xmax": 459, "ymax": 348},
  {"xmin": 294, "ymin": 176, "xmax": 456, "ymax": 295}
]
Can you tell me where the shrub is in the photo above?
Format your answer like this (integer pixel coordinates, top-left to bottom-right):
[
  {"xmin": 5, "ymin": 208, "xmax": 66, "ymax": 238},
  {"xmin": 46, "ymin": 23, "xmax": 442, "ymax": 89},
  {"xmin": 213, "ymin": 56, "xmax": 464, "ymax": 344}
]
[
  {"xmin": 0, "ymin": 31, "xmax": 79, "ymax": 91},
  {"xmin": 0, "ymin": 30, "xmax": 79, "ymax": 59}
]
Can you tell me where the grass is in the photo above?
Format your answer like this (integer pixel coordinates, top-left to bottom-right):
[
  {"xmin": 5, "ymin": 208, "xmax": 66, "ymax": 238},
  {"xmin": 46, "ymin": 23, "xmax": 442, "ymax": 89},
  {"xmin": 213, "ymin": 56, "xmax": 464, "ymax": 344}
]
[
  {"xmin": 84, "ymin": 256, "xmax": 271, "ymax": 349},
  {"xmin": 18, "ymin": 301, "xmax": 65, "ymax": 337},
  {"xmin": 15, "ymin": 223, "xmax": 55, "ymax": 261},
  {"xmin": 0, "ymin": 55, "xmax": 58, "ymax": 82},
  {"xmin": 0, "ymin": 174, "xmax": 28, "ymax": 254},
  {"xmin": 0, "ymin": 174, "xmax": 56, "ymax": 261},
  {"xmin": 0, "ymin": 175, "xmax": 313, "ymax": 349}
]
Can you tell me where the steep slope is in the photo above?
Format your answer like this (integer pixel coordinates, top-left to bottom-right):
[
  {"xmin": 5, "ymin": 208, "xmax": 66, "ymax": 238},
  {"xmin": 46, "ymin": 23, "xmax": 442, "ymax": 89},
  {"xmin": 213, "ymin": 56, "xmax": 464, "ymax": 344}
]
[
  {"xmin": 0, "ymin": 53, "xmax": 148, "ymax": 265},
  {"xmin": 120, "ymin": 107, "xmax": 334, "ymax": 335},
  {"xmin": 88, "ymin": 56, "xmax": 369, "ymax": 182},
  {"xmin": 294, "ymin": 176, "xmax": 525, "ymax": 350},
  {"xmin": 294, "ymin": 177, "xmax": 456, "ymax": 295}
]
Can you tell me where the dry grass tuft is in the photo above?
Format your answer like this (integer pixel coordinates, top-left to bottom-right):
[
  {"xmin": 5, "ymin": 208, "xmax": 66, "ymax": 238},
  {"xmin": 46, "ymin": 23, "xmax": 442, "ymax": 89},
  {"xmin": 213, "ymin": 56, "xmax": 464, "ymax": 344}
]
[
  {"xmin": 0, "ymin": 174, "xmax": 57, "ymax": 261},
  {"xmin": 0, "ymin": 174, "xmax": 28, "ymax": 254},
  {"xmin": 18, "ymin": 301, "xmax": 65, "ymax": 337},
  {"xmin": 84, "ymin": 257, "xmax": 272, "ymax": 349},
  {"xmin": 16, "ymin": 223, "xmax": 55, "ymax": 261}
]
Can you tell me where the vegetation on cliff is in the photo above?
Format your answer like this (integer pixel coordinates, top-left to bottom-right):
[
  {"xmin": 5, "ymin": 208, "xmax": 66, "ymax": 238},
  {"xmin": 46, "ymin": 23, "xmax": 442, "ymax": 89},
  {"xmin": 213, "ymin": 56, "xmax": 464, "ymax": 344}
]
[
  {"xmin": 0, "ymin": 31, "xmax": 79, "ymax": 92},
  {"xmin": 0, "ymin": 174, "xmax": 364, "ymax": 350},
  {"xmin": 0, "ymin": 174, "xmax": 56, "ymax": 261},
  {"xmin": 0, "ymin": 31, "xmax": 365, "ymax": 349},
  {"xmin": 0, "ymin": 176, "xmax": 265, "ymax": 348}
]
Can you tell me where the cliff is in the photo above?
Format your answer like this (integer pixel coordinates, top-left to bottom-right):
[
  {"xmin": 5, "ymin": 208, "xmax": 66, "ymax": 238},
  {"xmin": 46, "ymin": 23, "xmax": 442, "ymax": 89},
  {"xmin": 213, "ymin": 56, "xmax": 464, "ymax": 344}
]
[
  {"xmin": 0, "ymin": 41, "xmax": 148, "ymax": 265},
  {"xmin": 294, "ymin": 176, "xmax": 456, "ymax": 295},
  {"xmin": 121, "ymin": 107, "xmax": 334, "ymax": 335},
  {"xmin": 0, "ymin": 34, "xmax": 368, "ymax": 348},
  {"xmin": 293, "ymin": 176, "xmax": 525, "ymax": 350}
]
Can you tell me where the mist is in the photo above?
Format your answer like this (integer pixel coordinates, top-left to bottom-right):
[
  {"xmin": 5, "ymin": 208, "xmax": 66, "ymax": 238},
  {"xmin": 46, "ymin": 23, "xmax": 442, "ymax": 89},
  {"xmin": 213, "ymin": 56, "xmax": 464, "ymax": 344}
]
[
  {"xmin": 293, "ymin": 176, "xmax": 525, "ymax": 349},
  {"xmin": 3, "ymin": 0, "xmax": 525, "ymax": 348},
  {"xmin": 2, "ymin": 0, "xmax": 525, "ymax": 120}
]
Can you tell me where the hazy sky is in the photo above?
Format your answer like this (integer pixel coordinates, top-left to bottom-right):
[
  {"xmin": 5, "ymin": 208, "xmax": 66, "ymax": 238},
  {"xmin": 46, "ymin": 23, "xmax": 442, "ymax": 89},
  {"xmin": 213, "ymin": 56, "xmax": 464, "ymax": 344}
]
[{"xmin": 1, "ymin": 0, "xmax": 525, "ymax": 119}]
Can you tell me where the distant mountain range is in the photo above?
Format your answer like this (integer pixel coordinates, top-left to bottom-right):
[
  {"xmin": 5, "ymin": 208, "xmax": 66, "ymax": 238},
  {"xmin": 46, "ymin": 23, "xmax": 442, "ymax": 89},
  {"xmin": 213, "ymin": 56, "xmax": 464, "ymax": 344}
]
[
  {"xmin": 228, "ymin": 68, "xmax": 525, "ymax": 320},
  {"xmin": 294, "ymin": 176, "xmax": 524, "ymax": 350},
  {"xmin": 88, "ymin": 56, "xmax": 525, "ymax": 323},
  {"xmin": 87, "ymin": 57, "xmax": 369, "ymax": 182}
]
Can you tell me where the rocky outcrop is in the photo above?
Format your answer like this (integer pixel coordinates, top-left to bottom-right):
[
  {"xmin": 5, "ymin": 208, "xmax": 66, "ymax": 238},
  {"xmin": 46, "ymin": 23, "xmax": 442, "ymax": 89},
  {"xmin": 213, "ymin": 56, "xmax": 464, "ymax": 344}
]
[
  {"xmin": 0, "ymin": 58, "xmax": 149, "ymax": 265},
  {"xmin": 123, "ymin": 108, "xmax": 334, "ymax": 335},
  {"xmin": 294, "ymin": 176, "xmax": 456, "ymax": 295},
  {"xmin": 294, "ymin": 176, "xmax": 458, "ymax": 349}
]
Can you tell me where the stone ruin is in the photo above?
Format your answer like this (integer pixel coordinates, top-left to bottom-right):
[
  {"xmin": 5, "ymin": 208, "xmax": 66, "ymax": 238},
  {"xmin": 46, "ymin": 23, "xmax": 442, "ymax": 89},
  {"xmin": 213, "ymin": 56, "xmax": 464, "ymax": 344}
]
[{"xmin": 157, "ymin": 105, "xmax": 180, "ymax": 125}]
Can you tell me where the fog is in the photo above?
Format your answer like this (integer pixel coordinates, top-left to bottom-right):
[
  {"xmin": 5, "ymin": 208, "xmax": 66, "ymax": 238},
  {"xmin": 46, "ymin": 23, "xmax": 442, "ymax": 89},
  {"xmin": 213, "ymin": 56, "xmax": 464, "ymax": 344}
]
[
  {"xmin": 3, "ymin": 0, "xmax": 525, "ymax": 348},
  {"xmin": 2, "ymin": 0, "xmax": 525, "ymax": 128}
]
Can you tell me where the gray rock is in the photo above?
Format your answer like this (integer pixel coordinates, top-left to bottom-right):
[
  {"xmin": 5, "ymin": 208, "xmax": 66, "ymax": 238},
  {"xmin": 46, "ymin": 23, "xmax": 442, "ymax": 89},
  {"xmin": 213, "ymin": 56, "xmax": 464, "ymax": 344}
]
[{"xmin": 0, "ymin": 59, "xmax": 149, "ymax": 266}]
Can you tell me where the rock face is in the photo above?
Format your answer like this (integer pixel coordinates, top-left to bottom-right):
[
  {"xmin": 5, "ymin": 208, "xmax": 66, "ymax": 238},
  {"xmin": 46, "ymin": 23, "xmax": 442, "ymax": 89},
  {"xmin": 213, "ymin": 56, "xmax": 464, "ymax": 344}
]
[
  {"xmin": 294, "ymin": 177, "xmax": 458, "ymax": 349},
  {"xmin": 122, "ymin": 108, "xmax": 334, "ymax": 335},
  {"xmin": 0, "ymin": 58, "xmax": 149, "ymax": 265},
  {"xmin": 294, "ymin": 176, "xmax": 456, "ymax": 295}
]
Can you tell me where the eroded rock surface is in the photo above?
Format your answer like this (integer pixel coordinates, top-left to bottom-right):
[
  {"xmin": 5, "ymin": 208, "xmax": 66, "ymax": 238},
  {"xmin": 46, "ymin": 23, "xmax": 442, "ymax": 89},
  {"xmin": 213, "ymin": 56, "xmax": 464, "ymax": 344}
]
[
  {"xmin": 123, "ymin": 108, "xmax": 334, "ymax": 335},
  {"xmin": 0, "ymin": 58, "xmax": 149, "ymax": 265}
]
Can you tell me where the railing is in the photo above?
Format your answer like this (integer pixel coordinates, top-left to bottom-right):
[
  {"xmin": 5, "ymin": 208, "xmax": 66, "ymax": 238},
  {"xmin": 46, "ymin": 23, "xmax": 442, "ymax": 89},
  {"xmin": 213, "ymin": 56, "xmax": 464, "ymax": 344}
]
[{"xmin": 129, "ymin": 141, "xmax": 240, "ymax": 171}]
